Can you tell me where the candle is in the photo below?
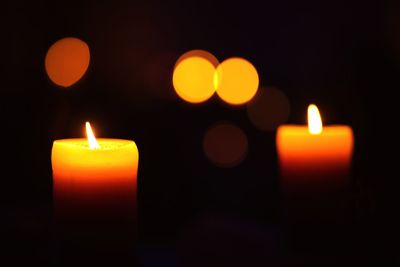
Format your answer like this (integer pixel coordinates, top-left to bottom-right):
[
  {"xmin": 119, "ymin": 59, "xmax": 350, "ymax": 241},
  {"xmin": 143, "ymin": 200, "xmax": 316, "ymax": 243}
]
[
  {"xmin": 52, "ymin": 122, "xmax": 139, "ymax": 260},
  {"xmin": 277, "ymin": 104, "xmax": 353, "ymax": 191},
  {"xmin": 276, "ymin": 104, "xmax": 354, "ymax": 229}
]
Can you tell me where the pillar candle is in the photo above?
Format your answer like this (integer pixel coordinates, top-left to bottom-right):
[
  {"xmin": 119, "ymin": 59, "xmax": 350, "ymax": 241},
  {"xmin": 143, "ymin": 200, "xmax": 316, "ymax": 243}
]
[
  {"xmin": 276, "ymin": 104, "xmax": 354, "ymax": 226},
  {"xmin": 51, "ymin": 122, "xmax": 139, "ymax": 263}
]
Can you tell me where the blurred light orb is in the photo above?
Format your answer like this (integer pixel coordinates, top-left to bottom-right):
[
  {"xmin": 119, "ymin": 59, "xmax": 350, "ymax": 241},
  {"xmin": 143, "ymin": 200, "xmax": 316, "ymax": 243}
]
[
  {"xmin": 215, "ymin": 57, "xmax": 259, "ymax": 105},
  {"xmin": 173, "ymin": 50, "xmax": 218, "ymax": 103},
  {"xmin": 45, "ymin": 37, "xmax": 90, "ymax": 87},
  {"xmin": 175, "ymin": 50, "xmax": 219, "ymax": 68},
  {"xmin": 203, "ymin": 122, "xmax": 248, "ymax": 168},
  {"xmin": 247, "ymin": 87, "xmax": 290, "ymax": 131}
]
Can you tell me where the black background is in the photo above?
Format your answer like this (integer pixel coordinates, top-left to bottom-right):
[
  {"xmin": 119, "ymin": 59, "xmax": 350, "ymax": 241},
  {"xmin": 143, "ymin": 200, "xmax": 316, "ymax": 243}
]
[{"xmin": 2, "ymin": 0, "xmax": 398, "ymax": 266}]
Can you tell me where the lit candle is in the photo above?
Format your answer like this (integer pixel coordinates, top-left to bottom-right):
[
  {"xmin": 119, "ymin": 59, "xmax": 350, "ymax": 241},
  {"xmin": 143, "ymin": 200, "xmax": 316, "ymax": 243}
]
[
  {"xmin": 51, "ymin": 122, "xmax": 139, "ymax": 257},
  {"xmin": 276, "ymin": 104, "xmax": 354, "ymax": 225}
]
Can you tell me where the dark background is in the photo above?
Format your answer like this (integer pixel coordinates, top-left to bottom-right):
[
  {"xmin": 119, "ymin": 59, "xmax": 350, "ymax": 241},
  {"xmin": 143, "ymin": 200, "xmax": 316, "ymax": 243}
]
[{"xmin": 2, "ymin": 0, "xmax": 398, "ymax": 266}]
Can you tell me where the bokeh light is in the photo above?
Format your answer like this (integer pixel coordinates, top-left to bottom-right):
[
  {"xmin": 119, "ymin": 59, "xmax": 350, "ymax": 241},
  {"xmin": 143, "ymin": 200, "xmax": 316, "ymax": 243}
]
[
  {"xmin": 45, "ymin": 37, "xmax": 90, "ymax": 87},
  {"xmin": 215, "ymin": 57, "xmax": 259, "ymax": 105},
  {"xmin": 203, "ymin": 122, "xmax": 248, "ymax": 168},
  {"xmin": 172, "ymin": 50, "xmax": 218, "ymax": 103},
  {"xmin": 175, "ymin": 50, "xmax": 219, "ymax": 68},
  {"xmin": 247, "ymin": 87, "xmax": 290, "ymax": 131}
]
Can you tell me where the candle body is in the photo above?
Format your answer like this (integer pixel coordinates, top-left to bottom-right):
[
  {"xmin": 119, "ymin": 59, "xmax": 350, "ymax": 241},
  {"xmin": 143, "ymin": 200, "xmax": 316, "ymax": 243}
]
[
  {"xmin": 276, "ymin": 125, "xmax": 354, "ymax": 227},
  {"xmin": 51, "ymin": 138, "xmax": 139, "ymax": 263}
]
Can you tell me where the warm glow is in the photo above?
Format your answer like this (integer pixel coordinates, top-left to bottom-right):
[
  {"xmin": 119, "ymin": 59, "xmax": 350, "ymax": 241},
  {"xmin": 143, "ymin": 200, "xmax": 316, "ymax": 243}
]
[
  {"xmin": 45, "ymin": 37, "xmax": 90, "ymax": 87},
  {"xmin": 86, "ymin": 122, "xmax": 100, "ymax": 149},
  {"xmin": 215, "ymin": 58, "xmax": 259, "ymax": 105},
  {"xmin": 308, "ymin": 104, "xmax": 323, "ymax": 135},
  {"xmin": 172, "ymin": 55, "xmax": 216, "ymax": 103}
]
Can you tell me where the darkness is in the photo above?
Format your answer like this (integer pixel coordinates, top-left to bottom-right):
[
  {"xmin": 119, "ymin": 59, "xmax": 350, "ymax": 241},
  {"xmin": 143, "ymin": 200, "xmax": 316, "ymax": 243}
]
[{"xmin": 1, "ymin": 0, "xmax": 399, "ymax": 266}]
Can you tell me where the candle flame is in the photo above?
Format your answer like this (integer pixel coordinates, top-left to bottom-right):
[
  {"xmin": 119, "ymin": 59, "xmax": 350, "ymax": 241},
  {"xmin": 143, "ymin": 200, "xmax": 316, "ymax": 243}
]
[
  {"xmin": 85, "ymin": 122, "xmax": 100, "ymax": 149},
  {"xmin": 308, "ymin": 104, "xmax": 323, "ymax": 135}
]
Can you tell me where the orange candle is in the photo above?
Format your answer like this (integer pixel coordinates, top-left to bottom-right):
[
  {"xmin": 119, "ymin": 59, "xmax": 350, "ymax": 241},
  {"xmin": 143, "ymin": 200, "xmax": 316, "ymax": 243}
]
[
  {"xmin": 276, "ymin": 104, "xmax": 354, "ymax": 192},
  {"xmin": 51, "ymin": 122, "xmax": 139, "ymax": 250},
  {"xmin": 276, "ymin": 104, "xmax": 354, "ymax": 228}
]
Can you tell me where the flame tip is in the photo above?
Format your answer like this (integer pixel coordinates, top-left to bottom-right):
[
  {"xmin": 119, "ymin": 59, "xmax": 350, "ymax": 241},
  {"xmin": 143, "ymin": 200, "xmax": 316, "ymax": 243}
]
[
  {"xmin": 85, "ymin": 121, "xmax": 100, "ymax": 149},
  {"xmin": 307, "ymin": 104, "xmax": 323, "ymax": 135}
]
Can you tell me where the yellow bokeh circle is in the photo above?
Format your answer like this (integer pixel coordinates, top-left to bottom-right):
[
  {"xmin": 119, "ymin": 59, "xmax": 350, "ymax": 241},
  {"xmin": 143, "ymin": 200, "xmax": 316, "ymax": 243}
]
[
  {"xmin": 215, "ymin": 57, "xmax": 259, "ymax": 105},
  {"xmin": 172, "ymin": 54, "xmax": 217, "ymax": 104}
]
